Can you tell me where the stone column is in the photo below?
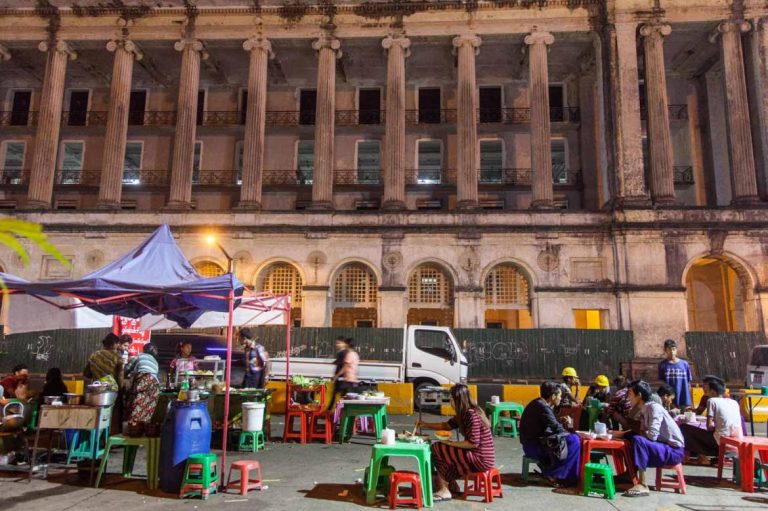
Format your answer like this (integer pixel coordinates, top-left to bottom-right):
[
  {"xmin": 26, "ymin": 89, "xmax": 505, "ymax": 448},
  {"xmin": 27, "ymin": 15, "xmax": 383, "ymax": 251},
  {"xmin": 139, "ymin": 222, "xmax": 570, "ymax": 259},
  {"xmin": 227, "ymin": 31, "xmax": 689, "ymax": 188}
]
[
  {"xmin": 98, "ymin": 39, "xmax": 143, "ymax": 209},
  {"xmin": 167, "ymin": 39, "xmax": 208, "ymax": 209},
  {"xmin": 524, "ymin": 29, "xmax": 555, "ymax": 209},
  {"xmin": 381, "ymin": 35, "xmax": 410, "ymax": 210},
  {"xmin": 453, "ymin": 35, "xmax": 481, "ymax": 210},
  {"xmin": 238, "ymin": 36, "xmax": 273, "ymax": 210},
  {"xmin": 301, "ymin": 287, "xmax": 331, "ymax": 326},
  {"xmin": 27, "ymin": 40, "xmax": 76, "ymax": 208},
  {"xmin": 310, "ymin": 35, "xmax": 341, "ymax": 210},
  {"xmin": 640, "ymin": 23, "xmax": 675, "ymax": 204},
  {"xmin": 377, "ymin": 288, "xmax": 407, "ymax": 327},
  {"xmin": 605, "ymin": 22, "xmax": 648, "ymax": 204},
  {"xmin": 0, "ymin": 44, "xmax": 10, "ymax": 61},
  {"xmin": 746, "ymin": 17, "xmax": 768, "ymax": 199},
  {"xmin": 710, "ymin": 21, "xmax": 760, "ymax": 204}
]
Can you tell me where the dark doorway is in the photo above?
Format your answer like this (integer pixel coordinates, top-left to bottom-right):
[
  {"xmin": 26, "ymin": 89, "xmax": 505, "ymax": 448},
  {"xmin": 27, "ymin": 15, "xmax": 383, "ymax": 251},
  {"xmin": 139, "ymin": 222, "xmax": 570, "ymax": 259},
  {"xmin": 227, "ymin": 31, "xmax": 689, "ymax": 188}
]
[
  {"xmin": 196, "ymin": 90, "xmax": 205, "ymax": 126},
  {"xmin": 10, "ymin": 91, "xmax": 31, "ymax": 126},
  {"xmin": 549, "ymin": 85, "xmax": 564, "ymax": 122},
  {"xmin": 68, "ymin": 90, "xmax": 89, "ymax": 126},
  {"xmin": 299, "ymin": 89, "xmax": 317, "ymax": 125},
  {"xmin": 479, "ymin": 87, "xmax": 502, "ymax": 123},
  {"xmin": 358, "ymin": 88, "xmax": 381, "ymax": 124},
  {"xmin": 239, "ymin": 90, "xmax": 248, "ymax": 125},
  {"xmin": 128, "ymin": 90, "xmax": 147, "ymax": 126},
  {"xmin": 418, "ymin": 88, "xmax": 441, "ymax": 124}
]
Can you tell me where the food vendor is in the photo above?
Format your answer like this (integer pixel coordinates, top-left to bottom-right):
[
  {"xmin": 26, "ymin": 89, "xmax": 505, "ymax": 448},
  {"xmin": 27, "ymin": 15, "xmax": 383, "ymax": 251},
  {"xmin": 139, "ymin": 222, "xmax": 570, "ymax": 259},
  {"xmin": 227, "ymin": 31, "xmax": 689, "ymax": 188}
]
[{"xmin": 169, "ymin": 340, "xmax": 198, "ymax": 384}]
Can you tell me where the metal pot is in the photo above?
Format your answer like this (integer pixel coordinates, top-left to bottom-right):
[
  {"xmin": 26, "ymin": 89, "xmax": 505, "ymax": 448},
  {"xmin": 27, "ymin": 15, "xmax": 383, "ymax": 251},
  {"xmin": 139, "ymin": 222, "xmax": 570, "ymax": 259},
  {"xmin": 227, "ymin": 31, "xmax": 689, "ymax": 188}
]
[
  {"xmin": 1, "ymin": 402, "xmax": 25, "ymax": 432},
  {"xmin": 63, "ymin": 393, "xmax": 82, "ymax": 405},
  {"xmin": 43, "ymin": 396, "xmax": 59, "ymax": 405},
  {"xmin": 85, "ymin": 391, "xmax": 117, "ymax": 407},
  {"xmin": 86, "ymin": 382, "xmax": 111, "ymax": 394},
  {"xmin": 187, "ymin": 389, "xmax": 200, "ymax": 401}
]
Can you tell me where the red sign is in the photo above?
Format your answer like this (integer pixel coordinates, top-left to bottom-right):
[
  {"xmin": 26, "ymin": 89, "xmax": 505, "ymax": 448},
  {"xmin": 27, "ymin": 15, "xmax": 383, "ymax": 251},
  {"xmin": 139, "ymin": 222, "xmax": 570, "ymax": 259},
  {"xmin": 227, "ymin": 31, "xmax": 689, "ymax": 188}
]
[{"xmin": 115, "ymin": 317, "xmax": 151, "ymax": 356}]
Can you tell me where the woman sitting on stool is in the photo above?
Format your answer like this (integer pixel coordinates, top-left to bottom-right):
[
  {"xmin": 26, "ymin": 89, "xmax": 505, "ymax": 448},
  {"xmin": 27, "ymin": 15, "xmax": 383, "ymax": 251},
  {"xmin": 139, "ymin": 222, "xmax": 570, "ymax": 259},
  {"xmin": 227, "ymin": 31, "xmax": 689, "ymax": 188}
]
[
  {"xmin": 519, "ymin": 381, "xmax": 582, "ymax": 487},
  {"xmin": 417, "ymin": 384, "xmax": 495, "ymax": 502},
  {"xmin": 613, "ymin": 380, "xmax": 685, "ymax": 497}
]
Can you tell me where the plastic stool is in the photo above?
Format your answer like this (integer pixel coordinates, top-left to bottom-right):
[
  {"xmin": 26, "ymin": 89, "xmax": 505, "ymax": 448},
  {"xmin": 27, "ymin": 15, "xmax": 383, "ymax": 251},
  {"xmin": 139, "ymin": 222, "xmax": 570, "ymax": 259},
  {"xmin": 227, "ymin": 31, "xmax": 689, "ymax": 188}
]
[
  {"xmin": 227, "ymin": 460, "xmax": 263, "ymax": 496},
  {"xmin": 308, "ymin": 410, "xmax": 333, "ymax": 444},
  {"xmin": 180, "ymin": 453, "xmax": 219, "ymax": 500},
  {"xmin": 239, "ymin": 430, "xmax": 265, "ymax": 452},
  {"xmin": 388, "ymin": 471, "xmax": 423, "ymax": 509},
  {"xmin": 583, "ymin": 463, "xmax": 615, "ymax": 499},
  {"xmin": 521, "ymin": 456, "xmax": 540, "ymax": 482},
  {"xmin": 365, "ymin": 464, "xmax": 395, "ymax": 497},
  {"xmin": 654, "ymin": 464, "xmax": 686, "ymax": 494},
  {"xmin": 67, "ymin": 428, "xmax": 110, "ymax": 464},
  {"xmin": 497, "ymin": 416, "xmax": 517, "ymax": 438},
  {"xmin": 283, "ymin": 408, "xmax": 307, "ymax": 443},
  {"xmin": 94, "ymin": 434, "xmax": 160, "ymax": 490},
  {"xmin": 463, "ymin": 467, "xmax": 503, "ymax": 503}
]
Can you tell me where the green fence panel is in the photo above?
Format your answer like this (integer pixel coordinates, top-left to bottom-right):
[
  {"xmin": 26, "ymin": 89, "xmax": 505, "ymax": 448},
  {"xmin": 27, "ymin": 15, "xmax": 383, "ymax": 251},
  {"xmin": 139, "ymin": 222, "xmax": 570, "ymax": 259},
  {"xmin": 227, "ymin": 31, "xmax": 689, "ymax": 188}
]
[
  {"xmin": 0, "ymin": 328, "xmax": 111, "ymax": 374},
  {"xmin": 685, "ymin": 331, "xmax": 767, "ymax": 384}
]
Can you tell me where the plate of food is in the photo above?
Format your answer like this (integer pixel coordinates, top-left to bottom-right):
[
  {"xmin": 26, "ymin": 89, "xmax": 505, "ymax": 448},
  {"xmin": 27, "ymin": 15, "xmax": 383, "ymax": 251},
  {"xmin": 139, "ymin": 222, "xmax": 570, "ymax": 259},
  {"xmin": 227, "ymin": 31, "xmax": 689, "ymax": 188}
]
[{"xmin": 435, "ymin": 431, "xmax": 452, "ymax": 439}]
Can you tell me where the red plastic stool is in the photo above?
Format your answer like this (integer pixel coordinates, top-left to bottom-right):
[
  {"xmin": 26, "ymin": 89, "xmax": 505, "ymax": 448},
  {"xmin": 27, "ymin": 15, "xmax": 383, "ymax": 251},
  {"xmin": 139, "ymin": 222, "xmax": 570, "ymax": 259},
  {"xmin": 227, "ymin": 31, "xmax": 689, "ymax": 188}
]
[
  {"xmin": 227, "ymin": 460, "xmax": 263, "ymax": 496},
  {"xmin": 388, "ymin": 471, "xmax": 423, "ymax": 509},
  {"xmin": 655, "ymin": 464, "xmax": 687, "ymax": 494},
  {"xmin": 463, "ymin": 467, "xmax": 503, "ymax": 503},
  {"xmin": 308, "ymin": 410, "xmax": 333, "ymax": 444},
  {"xmin": 283, "ymin": 408, "xmax": 307, "ymax": 443}
]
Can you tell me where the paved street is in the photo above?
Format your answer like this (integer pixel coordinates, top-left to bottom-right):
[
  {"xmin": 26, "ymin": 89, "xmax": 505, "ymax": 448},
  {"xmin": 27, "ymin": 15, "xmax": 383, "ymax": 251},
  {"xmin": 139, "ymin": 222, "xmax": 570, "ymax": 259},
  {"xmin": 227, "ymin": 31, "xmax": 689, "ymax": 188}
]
[{"xmin": 1, "ymin": 414, "xmax": 765, "ymax": 511}]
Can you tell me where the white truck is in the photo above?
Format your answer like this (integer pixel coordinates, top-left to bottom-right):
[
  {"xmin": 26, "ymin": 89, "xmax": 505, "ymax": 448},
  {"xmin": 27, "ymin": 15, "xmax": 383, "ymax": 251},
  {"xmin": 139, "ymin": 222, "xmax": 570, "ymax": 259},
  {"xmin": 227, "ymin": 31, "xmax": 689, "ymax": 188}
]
[{"xmin": 270, "ymin": 325, "xmax": 468, "ymax": 397}]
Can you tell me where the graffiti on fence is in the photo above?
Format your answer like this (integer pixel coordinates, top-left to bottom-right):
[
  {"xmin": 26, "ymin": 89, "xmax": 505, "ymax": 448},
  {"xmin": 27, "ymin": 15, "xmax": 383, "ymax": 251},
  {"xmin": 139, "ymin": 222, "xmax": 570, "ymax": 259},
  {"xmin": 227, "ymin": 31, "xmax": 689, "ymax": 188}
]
[{"xmin": 28, "ymin": 335, "xmax": 54, "ymax": 362}]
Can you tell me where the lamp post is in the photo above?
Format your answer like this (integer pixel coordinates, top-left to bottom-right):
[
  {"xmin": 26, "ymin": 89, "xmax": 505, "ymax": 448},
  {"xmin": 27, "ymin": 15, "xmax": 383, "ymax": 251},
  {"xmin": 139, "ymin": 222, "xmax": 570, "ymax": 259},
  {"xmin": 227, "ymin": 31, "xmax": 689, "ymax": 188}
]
[{"xmin": 206, "ymin": 234, "xmax": 234, "ymax": 274}]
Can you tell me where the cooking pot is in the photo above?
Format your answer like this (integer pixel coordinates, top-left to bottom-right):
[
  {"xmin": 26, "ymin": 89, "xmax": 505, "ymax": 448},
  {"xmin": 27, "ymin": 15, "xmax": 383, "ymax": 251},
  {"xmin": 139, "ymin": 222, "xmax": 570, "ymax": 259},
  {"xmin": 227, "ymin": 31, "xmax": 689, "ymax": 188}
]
[
  {"xmin": 86, "ymin": 382, "xmax": 111, "ymax": 394},
  {"xmin": 85, "ymin": 391, "xmax": 117, "ymax": 407},
  {"xmin": 63, "ymin": 393, "xmax": 82, "ymax": 405},
  {"xmin": 1, "ymin": 401, "xmax": 25, "ymax": 432}
]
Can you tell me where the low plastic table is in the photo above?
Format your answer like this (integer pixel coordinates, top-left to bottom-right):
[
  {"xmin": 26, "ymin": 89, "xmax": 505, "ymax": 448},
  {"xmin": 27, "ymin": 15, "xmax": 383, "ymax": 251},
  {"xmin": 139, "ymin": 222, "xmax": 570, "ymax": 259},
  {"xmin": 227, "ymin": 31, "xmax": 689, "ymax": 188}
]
[
  {"xmin": 339, "ymin": 399, "xmax": 389, "ymax": 443},
  {"xmin": 365, "ymin": 441, "xmax": 433, "ymax": 507},
  {"xmin": 95, "ymin": 434, "xmax": 160, "ymax": 489},
  {"xmin": 485, "ymin": 402, "xmax": 524, "ymax": 437},
  {"xmin": 578, "ymin": 437, "xmax": 638, "ymax": 491}
]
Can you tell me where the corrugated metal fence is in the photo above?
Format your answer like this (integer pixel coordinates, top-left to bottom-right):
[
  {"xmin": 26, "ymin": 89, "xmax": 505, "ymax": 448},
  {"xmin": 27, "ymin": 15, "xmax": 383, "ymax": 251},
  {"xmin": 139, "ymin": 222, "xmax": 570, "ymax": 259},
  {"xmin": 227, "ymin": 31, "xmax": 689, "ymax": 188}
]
[
  {"xmin": 0, "ymin": 328, "xmax": 110, "ymax": 374},
  {"xmin": 685, "ymin": 331, "xmax": 767, "ymax": 384},
  {"xmin": 0, "ymin": 326, "xmax": 634, "ymax": 381}
]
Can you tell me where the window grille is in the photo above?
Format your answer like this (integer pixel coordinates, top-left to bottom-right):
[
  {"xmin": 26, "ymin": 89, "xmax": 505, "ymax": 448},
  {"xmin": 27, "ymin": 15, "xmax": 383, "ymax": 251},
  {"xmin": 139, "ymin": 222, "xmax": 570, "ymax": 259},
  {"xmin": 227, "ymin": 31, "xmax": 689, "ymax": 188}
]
[
  {"xmin": 408, "ymin": 264, "xmax": 453, "ymax": 305},
  {"xmin": 194, "ymin": 260, "xmax": 225, "ymax": 278},
  {"xmin": 484, "ymin": 264, "xmax": 529, "ymax": 305},
  {"xmin": 334, "ymin": 263, "xmax": 377, "ymax": 305},
  {"xmin": 259, "ymin": 263, "xmax": 303, "ymax": 305}
]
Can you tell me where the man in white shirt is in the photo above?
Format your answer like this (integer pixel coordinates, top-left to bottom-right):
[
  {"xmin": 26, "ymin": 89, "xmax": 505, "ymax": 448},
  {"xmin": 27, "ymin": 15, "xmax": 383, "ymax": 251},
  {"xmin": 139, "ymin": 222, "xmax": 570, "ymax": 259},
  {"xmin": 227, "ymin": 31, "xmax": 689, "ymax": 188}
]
[{"xmin": 680, "ymin": 378, "xmax": 741, "ymax": 465}]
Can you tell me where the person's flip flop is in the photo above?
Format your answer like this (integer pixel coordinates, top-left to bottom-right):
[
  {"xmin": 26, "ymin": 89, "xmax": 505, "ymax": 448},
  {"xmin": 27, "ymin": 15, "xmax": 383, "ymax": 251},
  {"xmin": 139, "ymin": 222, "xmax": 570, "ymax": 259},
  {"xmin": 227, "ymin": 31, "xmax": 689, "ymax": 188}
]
[
  {"xmin": 623, "ymin": 489, "xmax": 650, "ymax": 497},
  {"xmin": 433, "ymin": 495, "xmax": 453, "ymax": 503}
]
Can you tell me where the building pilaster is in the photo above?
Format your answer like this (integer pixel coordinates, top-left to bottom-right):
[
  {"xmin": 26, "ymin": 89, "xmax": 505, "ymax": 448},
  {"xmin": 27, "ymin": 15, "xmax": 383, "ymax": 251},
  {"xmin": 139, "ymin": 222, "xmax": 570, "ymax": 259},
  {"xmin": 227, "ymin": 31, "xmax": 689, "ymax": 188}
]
[
  {"xmin": 381, "ymin": 35, "xmax": 410, "ymax": 210},
  {"xmin": 453, "ymin": 34, "xmax": 481, "ymax": 210}
]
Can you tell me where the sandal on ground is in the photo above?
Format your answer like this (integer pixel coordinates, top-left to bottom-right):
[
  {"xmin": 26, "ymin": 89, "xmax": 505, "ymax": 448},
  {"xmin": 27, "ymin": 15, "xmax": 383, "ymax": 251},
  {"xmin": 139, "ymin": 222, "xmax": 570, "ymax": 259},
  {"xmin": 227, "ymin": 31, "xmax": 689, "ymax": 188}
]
[
  {"xmin": 433, "ymin": 494, "xmax": 453, "ymax": 502},
  {"xmin": 623, "ymin": 488, "xmax": 650, "ymax": 497}
]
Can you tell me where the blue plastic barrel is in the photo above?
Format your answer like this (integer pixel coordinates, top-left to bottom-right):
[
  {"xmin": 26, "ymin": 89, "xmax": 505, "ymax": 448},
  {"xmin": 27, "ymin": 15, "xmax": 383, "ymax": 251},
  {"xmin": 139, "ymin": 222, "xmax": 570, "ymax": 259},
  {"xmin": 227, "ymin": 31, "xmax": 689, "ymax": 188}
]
[{"xmin": 159, "ymin": 400, "xmax": 212, "ymax": 493}]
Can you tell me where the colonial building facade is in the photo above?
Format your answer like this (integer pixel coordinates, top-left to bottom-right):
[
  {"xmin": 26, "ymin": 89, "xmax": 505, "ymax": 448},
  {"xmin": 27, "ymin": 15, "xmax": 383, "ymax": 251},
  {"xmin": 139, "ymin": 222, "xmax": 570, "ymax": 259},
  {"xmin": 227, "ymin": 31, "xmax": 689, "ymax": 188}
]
[{"xmin": 1, "ymin": 1, "xmax": 767, "ymax": 356}]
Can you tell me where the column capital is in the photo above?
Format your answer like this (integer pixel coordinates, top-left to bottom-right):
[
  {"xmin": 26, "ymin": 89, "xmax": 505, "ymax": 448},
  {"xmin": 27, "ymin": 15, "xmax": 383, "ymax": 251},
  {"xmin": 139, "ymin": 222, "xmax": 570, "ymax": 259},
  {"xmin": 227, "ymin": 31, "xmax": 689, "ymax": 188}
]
[
  {"xmin": 106, "ymin": 39, "xmax": 143, "ymax": 61},
  {"xmin": 243, "ymin": 36, "xmax": 274, "ymax": 58},
  {"xmin": 709, "ymin": 20, "xmax": 751, "ymax": 42},
  {"xmin": 639, "ymin": 22, "xmax": 672, "ymax": 39},
  {"xmin": 174, "ymin": 38, "xmax": 209, "ymax": 60},
  {"xmin": 452, "ymin": 34, "xmax": 481, "ymax": 55},
  {"xmin": 382, "ymin": 35, "xmax": 411, "ymax": 56},
  {"xmin": 312, "ymin": 34, "xmax": 342, "ymax": 58},
  {"xmin": 524, "ymin": 29, "xmax": 554, "ymax": 46},
  {"xmin": 0, "ymin": 43, "xmax": 10, "ymax": 61},
  {"xmin": 38, "ymin": 40, "xmax": 77, "ymax": 60}
]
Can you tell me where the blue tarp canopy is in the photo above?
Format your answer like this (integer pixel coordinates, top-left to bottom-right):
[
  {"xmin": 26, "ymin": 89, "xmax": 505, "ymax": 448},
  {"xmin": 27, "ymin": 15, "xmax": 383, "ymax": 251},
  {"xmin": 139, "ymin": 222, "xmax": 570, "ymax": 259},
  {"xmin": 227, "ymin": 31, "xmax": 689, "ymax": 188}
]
[{"xmin": 0, "ymin": 224, "xmax": 244, "ymax": 328}]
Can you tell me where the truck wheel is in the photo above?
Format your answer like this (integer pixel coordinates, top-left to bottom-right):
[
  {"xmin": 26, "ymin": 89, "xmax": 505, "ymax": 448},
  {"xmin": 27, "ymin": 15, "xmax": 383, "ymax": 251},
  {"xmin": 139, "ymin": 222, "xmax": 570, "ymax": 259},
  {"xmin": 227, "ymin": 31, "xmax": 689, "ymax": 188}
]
[{"xmin": 413, "ymin": 379, "xmax": 440, "ymax": 412}]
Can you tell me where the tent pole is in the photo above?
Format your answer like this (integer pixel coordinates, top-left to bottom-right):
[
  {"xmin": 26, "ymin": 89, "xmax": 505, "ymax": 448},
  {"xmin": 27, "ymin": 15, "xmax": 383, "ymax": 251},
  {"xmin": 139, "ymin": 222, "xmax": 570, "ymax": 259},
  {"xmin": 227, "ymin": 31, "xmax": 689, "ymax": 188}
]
[
  {"xmin": 221, "ymin": 288, "xmax": 235, "ymax": 486},
  {"xmin": 284, "ymin": 305, "xmax": 291, "ymax": 419}
]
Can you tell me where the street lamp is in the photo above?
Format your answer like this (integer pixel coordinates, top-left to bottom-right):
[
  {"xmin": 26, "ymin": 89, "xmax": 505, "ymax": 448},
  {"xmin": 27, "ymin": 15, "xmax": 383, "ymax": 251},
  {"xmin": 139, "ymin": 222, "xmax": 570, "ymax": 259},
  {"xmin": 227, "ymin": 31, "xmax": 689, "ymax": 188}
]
[{"xmin": 206, "ymin": 234, "xmax": 234, "ymax": 274}]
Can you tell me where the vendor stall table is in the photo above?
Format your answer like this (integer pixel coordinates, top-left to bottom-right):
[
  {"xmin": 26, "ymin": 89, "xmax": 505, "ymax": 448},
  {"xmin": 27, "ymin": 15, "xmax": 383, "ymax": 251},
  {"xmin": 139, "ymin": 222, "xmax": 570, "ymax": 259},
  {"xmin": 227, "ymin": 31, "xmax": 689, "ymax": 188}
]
[
  {"xmin": 30, "ymin": 405, "xmax": 112, "ymax": 484},
  {"xmin": 95, "ymin": 434, "xmax": 160, "ymax": 489},
  {"xmin": 731, "ymin": 392, "xmax": 767, "ymax": 436},
  {"xmin": 365, "ymin": 441, "xmax": 433, "ymax": 507},
  {"xmin": 339, "ymin": 398, "xmax": 389, "ymax": 443},
  {"xmin": 153, "ymin": 389, "xmax": 273, "ymax": 426},
  {"xmin": 485, "ymin": 402, "xmax": 524, "ymax": 437}
]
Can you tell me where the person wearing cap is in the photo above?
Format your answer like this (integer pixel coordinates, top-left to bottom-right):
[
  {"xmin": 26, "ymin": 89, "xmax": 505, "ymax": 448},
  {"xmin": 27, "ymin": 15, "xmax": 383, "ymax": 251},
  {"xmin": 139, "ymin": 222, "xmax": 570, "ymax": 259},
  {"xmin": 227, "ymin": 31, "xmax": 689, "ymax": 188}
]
[
  {"xmin": 240, "ymin": 327, "xmax": 270, "ymax": 388},
  {"xmin": 658, "ymin": 339, "xmax": 692, "ymax": 408},
  {"xmin": 558, "ymin": 367, "xmax": 581, "ymax": 407},
  {"xmin": 585, "ymin": 375, "xmax": 611, "ymax": 403}
]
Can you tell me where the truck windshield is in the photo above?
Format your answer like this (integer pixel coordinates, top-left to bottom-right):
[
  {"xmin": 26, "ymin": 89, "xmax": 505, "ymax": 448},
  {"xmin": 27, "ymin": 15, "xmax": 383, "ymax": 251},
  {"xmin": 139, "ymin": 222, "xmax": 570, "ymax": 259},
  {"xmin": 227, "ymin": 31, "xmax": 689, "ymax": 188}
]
[{"xmin": 751, "ymin": 347, "xmax": 768, "ymax": 366}]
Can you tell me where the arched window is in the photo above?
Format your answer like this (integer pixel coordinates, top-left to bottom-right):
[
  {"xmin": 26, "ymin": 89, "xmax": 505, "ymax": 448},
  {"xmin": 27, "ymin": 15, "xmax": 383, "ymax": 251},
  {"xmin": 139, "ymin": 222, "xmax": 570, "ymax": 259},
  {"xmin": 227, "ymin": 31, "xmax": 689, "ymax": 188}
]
[
  {"xmin": 484, "ymin": 263, "xmax": 530, "ymax": 306},
  {"xmin": 194, "ymin": 260, "xmax": 225, "ymax": 278},
  {"xmin": 333, "ymin": 263, "xmax": 377, "ymax": 306},
  {"xmin": 408, "ymin": 264, "xmax": 454, "ymax": 305},
  {"xmin": 257, "ymin": 262, "xmax": 303, "ymax": 306},
  {"xmin": 483, "ymin": 263, "xmax": 532, "ymax": 329},
  {"xmin": 686, "ymin": 257, "xmax": 749, "ymax": 332}
]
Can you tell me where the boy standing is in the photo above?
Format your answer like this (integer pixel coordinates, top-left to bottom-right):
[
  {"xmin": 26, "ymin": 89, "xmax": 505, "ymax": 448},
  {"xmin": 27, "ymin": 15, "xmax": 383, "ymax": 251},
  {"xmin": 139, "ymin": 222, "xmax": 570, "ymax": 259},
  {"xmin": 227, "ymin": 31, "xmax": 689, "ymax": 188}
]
[{"xmin": 658, "ymin": 339, "xmax": 692, "ymax": 408}]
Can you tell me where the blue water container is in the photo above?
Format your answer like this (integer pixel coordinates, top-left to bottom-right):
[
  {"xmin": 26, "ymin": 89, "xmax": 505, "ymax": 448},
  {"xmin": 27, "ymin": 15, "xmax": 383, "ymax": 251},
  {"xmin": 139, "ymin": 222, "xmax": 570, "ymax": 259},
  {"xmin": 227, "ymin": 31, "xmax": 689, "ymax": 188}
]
[{"xmin": 159, "ymin": 400, "xmax": 212, "ymax": 493}]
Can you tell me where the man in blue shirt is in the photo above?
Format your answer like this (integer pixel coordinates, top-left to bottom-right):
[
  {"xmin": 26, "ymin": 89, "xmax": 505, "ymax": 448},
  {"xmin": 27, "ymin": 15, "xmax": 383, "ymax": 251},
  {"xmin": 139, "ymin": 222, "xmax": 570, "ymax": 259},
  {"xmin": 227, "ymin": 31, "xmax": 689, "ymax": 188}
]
[{"xmin": 657, "ymin": 339, "xmax": 692, "ymax": 408}]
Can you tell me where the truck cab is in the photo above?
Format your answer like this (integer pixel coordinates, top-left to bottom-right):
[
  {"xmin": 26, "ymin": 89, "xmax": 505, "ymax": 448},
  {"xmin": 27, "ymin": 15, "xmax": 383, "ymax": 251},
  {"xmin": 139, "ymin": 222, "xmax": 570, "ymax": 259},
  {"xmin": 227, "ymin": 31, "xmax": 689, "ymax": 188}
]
[{"xmin": 404, "ymin": 325, "xmax": 468, "ymax": 391}]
